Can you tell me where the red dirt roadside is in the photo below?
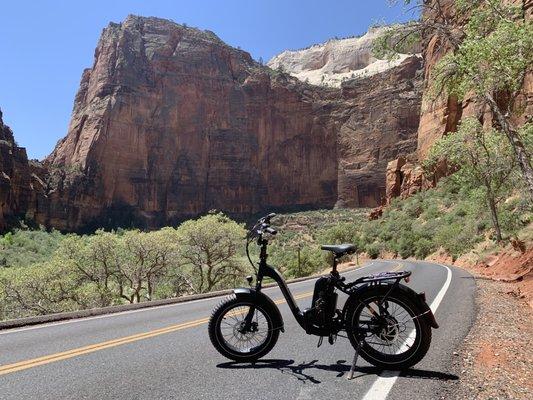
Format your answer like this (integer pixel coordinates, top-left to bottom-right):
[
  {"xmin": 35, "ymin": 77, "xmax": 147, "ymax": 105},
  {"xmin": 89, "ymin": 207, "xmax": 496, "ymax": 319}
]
[{"xmin": 432, "ymin": 245, "xmax": 532, "ymax": 399}]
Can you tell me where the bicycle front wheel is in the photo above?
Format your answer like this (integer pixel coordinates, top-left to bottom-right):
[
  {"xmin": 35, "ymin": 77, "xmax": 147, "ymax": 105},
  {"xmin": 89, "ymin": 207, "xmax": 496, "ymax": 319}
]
[{"xmin": 208, "ymin": 295, "xmax": 279, "ymax": 362}]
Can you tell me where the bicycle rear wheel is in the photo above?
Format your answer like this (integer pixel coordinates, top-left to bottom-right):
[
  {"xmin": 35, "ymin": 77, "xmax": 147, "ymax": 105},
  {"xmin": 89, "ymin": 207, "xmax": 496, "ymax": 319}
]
[{"xmin": 344, "ymin": 285, "xmax": 432, "ymax": 370}]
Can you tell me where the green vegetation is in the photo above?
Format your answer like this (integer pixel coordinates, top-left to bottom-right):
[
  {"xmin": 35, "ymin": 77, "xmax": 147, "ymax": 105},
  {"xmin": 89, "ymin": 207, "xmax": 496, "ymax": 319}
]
[
  {"xmin": 0, "ymin": 229, "xmax": 65, "ymax": 268},
  {"xmin": 271, "ymin": 177, "xmax": 529, "ymax": 268},
  {"xmin": 425, "ymin": 118, "xmax": 530, "ymax": 241},
  {"xmin": 0, "ymin": 213, "xmax": 248, "ymax": 320},
  {"xmin": 0, "ymin": 172, "xmax": 532, "ymax": 319},
  {"xmin": 0, "ymin": 177, "xmax": 530, "ymax": 321}
]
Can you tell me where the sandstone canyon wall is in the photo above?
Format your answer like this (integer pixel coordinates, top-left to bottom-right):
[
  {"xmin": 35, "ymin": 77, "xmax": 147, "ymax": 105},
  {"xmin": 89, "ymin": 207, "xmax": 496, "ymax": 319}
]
[
  {"xmin": 33, "ymin": 15, "xmax": 422, "ymax": 232},
  {"xmin": 0, "ymin": 110, "xmax": 45, "ymax": 231},
  {"xmin": 385, "ymin": 0, "xmax": 532, "ymax": 204}
]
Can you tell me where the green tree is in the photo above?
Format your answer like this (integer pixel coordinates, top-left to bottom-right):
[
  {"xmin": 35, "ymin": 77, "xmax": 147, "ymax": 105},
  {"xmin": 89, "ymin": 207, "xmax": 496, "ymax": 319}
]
[
  {"xmin": 0, "ymin": 261, "xmax": 83, "ymax": 317},
  {"xmin": 377, "ymin": 0, "xmax": 533, "ymax": 198},
  {"xmin": 425, "ymin": 118, "xmax": 519, "ymax": 241},
  {"xmin": 176, "ymin": 212, "xmax": 246, "ymax": 293},
  {"xmin": 56, "ymin": 229, "xmax": 185, "ymax": 304},
  {"xmin": 116, "ymin": 229, "xmax": 182, "ymax": 303},
  {"xmin": 56, "ymin": 231, "xmax": 121, "ymax": 307}
]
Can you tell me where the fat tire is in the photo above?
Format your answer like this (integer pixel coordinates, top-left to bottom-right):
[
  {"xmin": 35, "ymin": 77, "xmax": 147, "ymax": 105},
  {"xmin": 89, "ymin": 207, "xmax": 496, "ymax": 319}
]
[
  {"xmin": 208, "ymin": 295, "xmax": 280, "ymax": 362},
  {"xmin": 344, "ymin": 285, "xmax": 432, "ymax": 370}
]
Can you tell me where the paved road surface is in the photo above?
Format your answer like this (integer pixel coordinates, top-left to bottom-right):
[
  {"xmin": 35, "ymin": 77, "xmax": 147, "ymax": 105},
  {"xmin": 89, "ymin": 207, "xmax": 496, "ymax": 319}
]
[{"xmin": 0, "ymin": 260, "xmax": 475, "ymax": 400}]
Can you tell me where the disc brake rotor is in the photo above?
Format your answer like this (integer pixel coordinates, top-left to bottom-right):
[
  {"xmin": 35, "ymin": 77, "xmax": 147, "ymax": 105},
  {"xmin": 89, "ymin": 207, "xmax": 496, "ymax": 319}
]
[{"xmin": 376, "ymin": 315, "xmax": 399, "ymax": 342}]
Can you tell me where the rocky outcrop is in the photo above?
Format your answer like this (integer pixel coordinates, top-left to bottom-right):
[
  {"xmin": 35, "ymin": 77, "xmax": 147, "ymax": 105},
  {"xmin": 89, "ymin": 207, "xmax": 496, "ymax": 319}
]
[
  {"xmin": 43, "ymin": 16, "xmax": 338, "ymax": 231},
  {"xmin": 384, "ymin": 0, "xmax": 533, "ymax": 204},
  {"xmin": 0, "ymin": 110, "xmax": 46, "ymax": 231},
  {"xmin": 267, "ymin": 25, "xmax": 421, "ymax": 88},
  {"xmin": 39, "ymin": 16, "xmax": 423, "ymax": 231}
]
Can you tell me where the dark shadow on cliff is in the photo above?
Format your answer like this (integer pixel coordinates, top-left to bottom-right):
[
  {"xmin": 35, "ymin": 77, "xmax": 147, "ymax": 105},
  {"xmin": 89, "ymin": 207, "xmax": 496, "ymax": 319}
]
[
  {"xmin": 78, "ymin": 202, "xmax": 157, "ymax": 234},
  {"xmin": 216, "ymin": 359, "xmax": 459, "ymax": 384},
  {"xmin": 73, "ymin": 202, "xmax": 341, "ymax": 234}
]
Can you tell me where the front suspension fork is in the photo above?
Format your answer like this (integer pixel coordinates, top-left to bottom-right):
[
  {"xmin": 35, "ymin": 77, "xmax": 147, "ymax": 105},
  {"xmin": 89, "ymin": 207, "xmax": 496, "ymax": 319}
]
[{"xmin": 241, "ymin": 306, "xmax": 256, "ymax": 332}]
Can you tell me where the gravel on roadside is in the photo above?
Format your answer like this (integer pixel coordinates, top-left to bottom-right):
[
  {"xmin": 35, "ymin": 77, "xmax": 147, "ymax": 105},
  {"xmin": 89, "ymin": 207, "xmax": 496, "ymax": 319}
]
[{"xmin": 439, "ymin": 278, "xmax": 532, "ymax": 400}]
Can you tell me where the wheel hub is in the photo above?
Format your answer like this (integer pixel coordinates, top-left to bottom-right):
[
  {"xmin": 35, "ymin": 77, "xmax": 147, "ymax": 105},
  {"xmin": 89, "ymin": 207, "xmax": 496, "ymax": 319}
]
[
  {"xmin": 236, "ymin": 321, "xmax": 258, "ymax": 335},
  {"xmin": 376, "ymin": 315, "xmax": 399, "ymax": 342}
]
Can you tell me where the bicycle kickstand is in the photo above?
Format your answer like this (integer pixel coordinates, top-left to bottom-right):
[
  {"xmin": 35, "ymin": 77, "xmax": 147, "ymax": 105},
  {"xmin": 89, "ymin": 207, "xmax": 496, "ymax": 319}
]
[{"xmin": 347, "ymin": 338, "xmax": 362, "ymax": 380}]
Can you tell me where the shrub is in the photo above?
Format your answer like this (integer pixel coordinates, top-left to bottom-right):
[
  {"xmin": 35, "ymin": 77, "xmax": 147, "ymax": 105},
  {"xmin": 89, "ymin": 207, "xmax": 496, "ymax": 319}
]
[
  {"xmin": 366, "ymin": 243, "xmax": 381, "ymax": 259},
  {"xmin": 0, "ymin": 229, "xmax": 66, "ymax": 268}
]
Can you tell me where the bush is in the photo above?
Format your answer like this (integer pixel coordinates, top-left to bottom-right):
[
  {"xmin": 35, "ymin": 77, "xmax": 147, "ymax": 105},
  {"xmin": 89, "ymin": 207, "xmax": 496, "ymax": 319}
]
[
  {"xmin": 0, "ymin": 229, "xmax": 66, "ymax": 268},
  {"xmin": 366, "ymin": 243, "xmax": 381, "ymax": 259}
]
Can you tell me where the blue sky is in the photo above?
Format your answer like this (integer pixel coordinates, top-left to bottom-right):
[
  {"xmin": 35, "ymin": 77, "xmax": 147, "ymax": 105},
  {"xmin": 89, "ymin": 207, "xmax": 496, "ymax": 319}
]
[{"xmin": 0, "ymin": 0, "xmax": 418, "ymax": 160}]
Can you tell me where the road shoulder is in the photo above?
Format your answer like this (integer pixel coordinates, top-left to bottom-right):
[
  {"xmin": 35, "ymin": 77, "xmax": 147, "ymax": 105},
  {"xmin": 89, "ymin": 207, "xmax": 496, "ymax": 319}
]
[{"xmin": 438, "ymin": 278, "xmax": 532, "ymax": 400}]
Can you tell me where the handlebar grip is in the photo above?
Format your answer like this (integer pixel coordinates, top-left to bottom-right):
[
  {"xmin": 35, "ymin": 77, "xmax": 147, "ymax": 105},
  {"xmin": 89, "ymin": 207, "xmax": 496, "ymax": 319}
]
[{"xmin": 263, "ymin": 213, "xmax": 276, "ymax": 223}]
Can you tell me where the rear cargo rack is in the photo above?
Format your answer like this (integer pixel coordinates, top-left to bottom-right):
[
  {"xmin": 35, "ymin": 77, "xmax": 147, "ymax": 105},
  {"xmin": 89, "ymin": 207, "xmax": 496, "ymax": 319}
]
[
  {"xmin": 355, "ymin": 270, "xmax": 411, "ymax": 284},
  {"xmin": 344, "ymin": 270, "xmax": 411, "ymax": 291}
]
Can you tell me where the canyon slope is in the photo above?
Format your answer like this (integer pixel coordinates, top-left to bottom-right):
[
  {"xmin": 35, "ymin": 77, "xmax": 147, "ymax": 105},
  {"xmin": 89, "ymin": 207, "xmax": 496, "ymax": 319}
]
[{"xmin": 32, "ymin": 15, "xmax": 422, "ymax": 232}]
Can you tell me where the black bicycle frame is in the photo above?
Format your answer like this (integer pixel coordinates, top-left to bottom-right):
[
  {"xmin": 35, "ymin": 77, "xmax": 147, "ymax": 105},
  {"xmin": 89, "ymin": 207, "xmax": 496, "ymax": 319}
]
[
  {"xmin": 248, "ymin": 236, "xmax": 415, "ymax": 335},
  {"xmin": 254, "ymin": 238, "xmax": 306, "ymax": 327}
]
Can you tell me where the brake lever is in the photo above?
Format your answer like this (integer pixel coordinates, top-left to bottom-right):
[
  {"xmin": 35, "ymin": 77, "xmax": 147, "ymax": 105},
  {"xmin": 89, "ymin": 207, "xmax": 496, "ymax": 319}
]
[
  {"xmin": 247, "ymin": 223, "xmax": 260, "ymax": 239},
  {"xmin": 265, "ymin": 227, "xmax": 277, "ymax": 235}
]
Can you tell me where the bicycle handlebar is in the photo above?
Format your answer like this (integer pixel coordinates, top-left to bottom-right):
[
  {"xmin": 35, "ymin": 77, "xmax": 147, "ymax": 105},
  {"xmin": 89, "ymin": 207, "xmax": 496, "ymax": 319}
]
[
  {"xmin": 245, "ymin": 213, "xmax": 277, "ymax": 272},
  {"xmin": 247, "ymin": 213, "xmax": 277, "ymax": 239}
]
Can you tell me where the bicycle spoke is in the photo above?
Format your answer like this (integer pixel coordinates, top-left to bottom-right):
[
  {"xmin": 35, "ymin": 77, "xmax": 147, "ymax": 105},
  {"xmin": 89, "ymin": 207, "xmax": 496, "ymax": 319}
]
[
  {"xmin": 218, "ymin": 304, "xmax": 271, "ymax": 354},
  {"xmin": 355, "ymin": 296, "xmax": 419, "ymax": 357}
]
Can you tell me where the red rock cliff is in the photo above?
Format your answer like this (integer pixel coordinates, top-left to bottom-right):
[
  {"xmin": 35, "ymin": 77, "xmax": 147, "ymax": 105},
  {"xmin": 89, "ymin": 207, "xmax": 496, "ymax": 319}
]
[
  {"xmin": 0, "ymin": 109, "xmax": 46, "ymax": 231},
  {"xmin": 384, "ymin": 0, "xmax": 532, "ymax": 204},
  {"xmin": 38, "ymin": 16, "xmax": 422, "ymax": 231}
]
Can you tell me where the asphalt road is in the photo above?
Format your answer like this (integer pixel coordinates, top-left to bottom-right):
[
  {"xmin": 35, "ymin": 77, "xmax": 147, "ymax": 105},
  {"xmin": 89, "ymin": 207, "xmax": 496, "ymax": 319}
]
[{"xmin": 0, "ymin": 260, "xmax": 475, "ymax": 400}]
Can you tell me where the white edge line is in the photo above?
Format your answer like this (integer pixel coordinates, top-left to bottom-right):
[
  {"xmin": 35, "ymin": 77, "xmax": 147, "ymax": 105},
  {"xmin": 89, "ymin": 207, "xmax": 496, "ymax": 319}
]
[
  {"xmin": 360, "ymin": 263, "xmax": 453, "ymax": 400},
  {"xmin": 0, "ymin": 262, "xmax": 378, "ymax": 336}
]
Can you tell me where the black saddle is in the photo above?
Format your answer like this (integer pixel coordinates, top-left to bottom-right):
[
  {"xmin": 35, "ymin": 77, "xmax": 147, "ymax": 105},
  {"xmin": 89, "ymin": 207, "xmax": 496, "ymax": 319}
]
[{"xmin": 320, "ymin": 243, "xmax": 356, "ymax": 257}]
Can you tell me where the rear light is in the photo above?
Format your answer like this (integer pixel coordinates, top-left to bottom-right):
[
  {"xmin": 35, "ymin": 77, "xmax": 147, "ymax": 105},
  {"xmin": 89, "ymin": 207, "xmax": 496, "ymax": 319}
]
[
  {"xmin": 404, "ymin": 276, "xmax": 410, "ymax": 283},
  {"xmin": 418, "ymin": 292, "xmax": 426, "ymax": 302}
]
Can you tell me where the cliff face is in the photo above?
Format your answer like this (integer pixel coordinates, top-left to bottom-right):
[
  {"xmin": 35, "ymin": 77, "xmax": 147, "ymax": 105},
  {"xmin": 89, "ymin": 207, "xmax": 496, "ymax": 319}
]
[
  {"xmin": 40, "ymin": 16, "xmax": 422, "ymax": 231},
  {"xmin": 385, "ymin": 0, "xmax": 533, "ymax": 203},
  {"xmin": 418, "ymin": 0, "xmax": 531, "ymax": 158},
  {"xmin": 0, "ymin": 110, "xmax": 45, "ymax": 231},
  {"xmin": 336, "ymin": 56, "xmax": 422, "ymax": 207}
]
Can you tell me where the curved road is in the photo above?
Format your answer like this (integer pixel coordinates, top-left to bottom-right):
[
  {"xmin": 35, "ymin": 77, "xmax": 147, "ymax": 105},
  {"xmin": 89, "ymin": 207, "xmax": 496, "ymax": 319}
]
[{"xmin": 0, "ymin": 260, "xmax": 475, "ymax": 399}]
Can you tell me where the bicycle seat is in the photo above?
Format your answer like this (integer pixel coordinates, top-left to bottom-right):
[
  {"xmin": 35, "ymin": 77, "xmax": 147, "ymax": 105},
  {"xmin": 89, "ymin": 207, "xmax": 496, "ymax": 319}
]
[{"xmin": 321, "ymin": 244, "xmax": 356, "ymax": 257}]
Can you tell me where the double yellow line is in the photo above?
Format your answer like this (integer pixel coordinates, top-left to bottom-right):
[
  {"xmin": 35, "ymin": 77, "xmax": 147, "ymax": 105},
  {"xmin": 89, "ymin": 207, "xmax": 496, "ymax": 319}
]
[{"xmin": 0, "ymin": 290, "xmax": 313, "ymax": 376}]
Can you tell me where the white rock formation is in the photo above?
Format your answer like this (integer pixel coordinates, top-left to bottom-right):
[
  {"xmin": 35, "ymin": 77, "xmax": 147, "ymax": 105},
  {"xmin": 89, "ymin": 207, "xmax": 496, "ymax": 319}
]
[{"xmin": 267, "ymin": 26, "xmax": 419, "ymax": 87}]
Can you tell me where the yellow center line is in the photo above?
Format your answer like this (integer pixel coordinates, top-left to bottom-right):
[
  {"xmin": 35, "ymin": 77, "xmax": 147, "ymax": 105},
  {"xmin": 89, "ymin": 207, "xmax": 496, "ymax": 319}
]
[
  {"xmin": 0, "ymin": 290, "xmax": 313, "ymax": 376},
  {"xmin": 0, "ymin": 264, "xmax": 405, "ymax": 376}
]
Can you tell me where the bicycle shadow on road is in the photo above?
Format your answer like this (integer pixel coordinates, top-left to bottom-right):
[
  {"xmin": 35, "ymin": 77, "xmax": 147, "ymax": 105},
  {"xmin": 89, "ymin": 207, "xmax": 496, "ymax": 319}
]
[{"xmin": 217, "ymin": 359, "xmax": 459, "ymax": 384}]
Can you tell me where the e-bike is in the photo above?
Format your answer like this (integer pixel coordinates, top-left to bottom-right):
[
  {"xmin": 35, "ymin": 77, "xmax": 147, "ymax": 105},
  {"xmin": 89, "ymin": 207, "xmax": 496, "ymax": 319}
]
[{"xmin": 208, "ymin": 213, "xmax": 439, "ymax": 370}]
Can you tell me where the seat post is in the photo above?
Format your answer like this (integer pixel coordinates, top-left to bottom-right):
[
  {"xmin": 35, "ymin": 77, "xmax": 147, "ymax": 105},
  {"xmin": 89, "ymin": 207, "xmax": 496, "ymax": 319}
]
[{"xmin": 332, "ymin": 256, "xmax": 338, "ymax": 273}]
